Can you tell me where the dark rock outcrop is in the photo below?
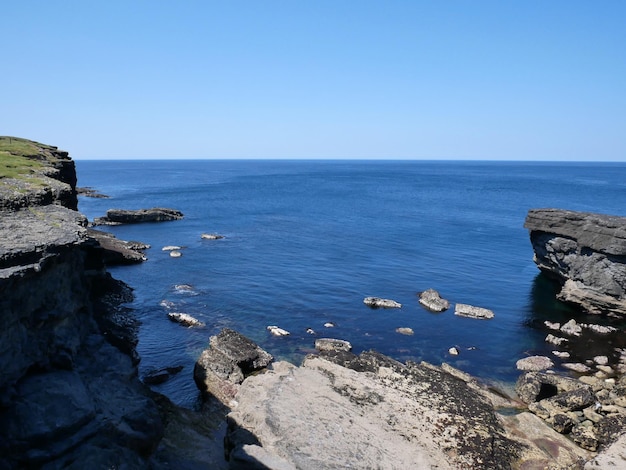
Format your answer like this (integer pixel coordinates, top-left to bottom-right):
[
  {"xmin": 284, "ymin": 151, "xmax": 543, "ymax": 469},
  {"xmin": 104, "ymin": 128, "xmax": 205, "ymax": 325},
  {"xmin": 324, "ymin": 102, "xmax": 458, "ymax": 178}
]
[
  {"xmin": 87, "ymin": 228, "xmax": 149, "ymax": 264},
  {"xmin": 194, "ymin": 328, "xmax": 273, "ymax": 405},
  {"xmin": 93, "ymin": 207, "xmax": 183, "ymax": 225},
  {"xmin": 525, "ymin": 208, "xmax": 626, "ymax": 317},
  {"xmin": 0, "ymin": 138, "xmax": 217, "ymax": 468}
]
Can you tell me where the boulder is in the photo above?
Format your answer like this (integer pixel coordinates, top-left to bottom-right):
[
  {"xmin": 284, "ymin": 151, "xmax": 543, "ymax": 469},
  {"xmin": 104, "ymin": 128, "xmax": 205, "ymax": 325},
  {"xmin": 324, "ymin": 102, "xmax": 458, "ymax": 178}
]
[
  {"xmin": 515, "ymin": 372, "xmax": 585, "ymax": 404},
  {"xmin": 314, "ymin": 338, "xmax": 352, "ymax": 352},
  {"xmin": 418, "ymin": 288, "xmax": 450, "ymax": 312},
  {"xmin": 363, "ymin": 297, "xmax": 402, "ymax": 308},
  {"xmin": 524, "ymin": 208, "xmax": 626, "ymax": 317},
  {"xmin": 93, "ymin": 208, "xmax": 183, "ymax": 225},
  {"xmin": 454, "ymin": 303, "xmax": 494, "ymax": 319},
  {"xmin": 516, "ymin": 356, "xmax": 554, "ymax": 372},
  {"xmin": 194, "ymin": 328, "xmax": 273, "ymax": 405}
]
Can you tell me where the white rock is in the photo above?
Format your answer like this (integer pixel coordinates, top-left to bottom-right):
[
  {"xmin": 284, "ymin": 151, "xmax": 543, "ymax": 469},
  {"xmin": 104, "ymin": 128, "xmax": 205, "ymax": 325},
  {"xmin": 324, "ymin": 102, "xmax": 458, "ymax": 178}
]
[
  {"xmin": 363, "ymin": 297, "xmax": 402, "ymax": 309},
  {"xmin": 544, "ymin": 321, "xmax": 561, "ymax": 330},
  {"xmin": 516, "ymin": 356, "xmax": 554, "ymax": 371},
  {"xmin": 562, "ymin": 363, "xmax": 592, "ymax": 373},
  {"xmin": 448, "ymin": 347, "xmax": 460, "ymax": 356},
  {"xmin": 267, "ymin": 325, "xmax": 290, "ymax": 336},
  {"xmin": 170, "ymin": 250, "xmax": 183, "ymax": 258},
  {"xmin": 323, "ymin": 322, "xmax": 335, "ymax": 328},
  {"xmin": 201, "ymin": 233, "xmax": 224, "ymax": 240},
  {"xmin": 593, "ymin": 355, "xmax": 609, "ymax": 365},
  {"xmin": 395, "ymin": 327, "xmax": 414, "ymax": 336},
  {"xmin": 545, "ymin": 334, "xmax": 568, "ymax": 346},
  {"xmin": 454, "ymin": 303, "xmax": 494, "ymax": 319},
  {"xmin": 582, "ymin": 324, "xmax": 617, "ymax": 334},
  {"xmin": 560, "ymin": 319, "xmax": 582, "ymax": 337},
  {"xmin": 306, "ymin": 328, "xmax": 316, "ymax": 335},
  {"xmin": 552, "ymin": 351, "xmax": 570, "ymax": 359},
  {"xmin": 167, "ymin": 312, "xmax": 205, "ymax": 327},
  {"xmin": 162, "ymin": 245, "xmax": 182, "ymax": 251}
]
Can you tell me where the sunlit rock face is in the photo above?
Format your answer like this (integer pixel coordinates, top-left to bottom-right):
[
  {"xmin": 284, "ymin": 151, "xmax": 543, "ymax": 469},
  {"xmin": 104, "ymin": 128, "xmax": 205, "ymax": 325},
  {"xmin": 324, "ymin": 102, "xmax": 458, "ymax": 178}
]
[{"xmin": 525, "ymin": 208, "xmax": 626, "ymax": 318}]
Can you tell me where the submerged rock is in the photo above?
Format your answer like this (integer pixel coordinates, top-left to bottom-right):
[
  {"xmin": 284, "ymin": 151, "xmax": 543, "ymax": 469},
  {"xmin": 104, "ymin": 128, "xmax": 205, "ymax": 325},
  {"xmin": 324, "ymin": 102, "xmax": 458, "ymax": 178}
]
[
  {"xmin": 167, "ymin": 312, "xmax": 205, "ymax": 328},
  {"xmin": 363, "ymin": 296, "xmax": 402, "ymax": 309},
  {"xmin": 201, "ymin": 233, "xmax": 224, "ymax": 240}
]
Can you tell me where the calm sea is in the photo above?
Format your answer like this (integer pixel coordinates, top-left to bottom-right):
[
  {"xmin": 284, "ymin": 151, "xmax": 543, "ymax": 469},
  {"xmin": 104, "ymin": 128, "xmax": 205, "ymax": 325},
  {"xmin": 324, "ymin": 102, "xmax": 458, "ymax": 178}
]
[{"xmin": 75, "ymin": 160, "xmax": 626, "ymax": 408}]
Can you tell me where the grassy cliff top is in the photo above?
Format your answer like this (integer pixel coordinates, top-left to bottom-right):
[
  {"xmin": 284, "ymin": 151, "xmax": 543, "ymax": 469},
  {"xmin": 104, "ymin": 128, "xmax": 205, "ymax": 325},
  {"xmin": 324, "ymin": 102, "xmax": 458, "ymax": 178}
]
[
  {"xmin": 0, "ymin": 137, "xmax": 76, "ymax": 210},
  {"xmin": 0, "ymin": 136, "xmax": 68, "ymax": 180}
]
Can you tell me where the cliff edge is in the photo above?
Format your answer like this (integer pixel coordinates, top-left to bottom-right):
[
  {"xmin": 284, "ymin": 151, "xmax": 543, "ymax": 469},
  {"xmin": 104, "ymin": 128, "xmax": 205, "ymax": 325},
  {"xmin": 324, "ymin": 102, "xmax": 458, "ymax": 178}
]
[
  {"xmin": 0, "ymin": 137, "xmax": 224, "ymax": 469},
  {"xmin": 525, "ymin": 208, "xmax": 626, "ymax": 317}
]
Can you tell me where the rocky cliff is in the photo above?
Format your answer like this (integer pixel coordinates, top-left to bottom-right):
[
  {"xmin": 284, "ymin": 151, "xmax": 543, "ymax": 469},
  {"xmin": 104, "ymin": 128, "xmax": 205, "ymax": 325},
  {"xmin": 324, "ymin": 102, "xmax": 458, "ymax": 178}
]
[
  {"xmin": 0, "ymin": 137, "xmax": 223, "ymax": 468},
  {"xmin": 525, "ymin": 208, "xmax": 626, "ymax": 317}
]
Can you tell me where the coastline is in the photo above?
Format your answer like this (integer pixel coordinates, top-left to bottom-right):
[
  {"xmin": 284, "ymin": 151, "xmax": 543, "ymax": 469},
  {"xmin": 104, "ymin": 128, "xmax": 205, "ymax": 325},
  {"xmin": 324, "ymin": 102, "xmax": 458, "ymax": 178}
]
[{"xmin": 2, "ymin": 135, "xmax": 620, "ymax": 468}]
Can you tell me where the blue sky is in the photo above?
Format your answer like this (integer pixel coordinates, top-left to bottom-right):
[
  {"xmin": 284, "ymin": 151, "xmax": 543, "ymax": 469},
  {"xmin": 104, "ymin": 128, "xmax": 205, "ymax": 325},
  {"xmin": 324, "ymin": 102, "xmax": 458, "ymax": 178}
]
[{"xmin": 2, "ymin": 1, "xmax": 625, "ymax": 160}]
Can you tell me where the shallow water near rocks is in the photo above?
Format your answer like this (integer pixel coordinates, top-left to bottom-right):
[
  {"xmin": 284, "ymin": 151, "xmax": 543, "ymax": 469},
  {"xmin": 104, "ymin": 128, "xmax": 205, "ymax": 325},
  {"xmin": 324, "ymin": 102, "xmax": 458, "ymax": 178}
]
[{"xmin": 76, "ymin": 160, "xmax": 626, "ymax": 408}]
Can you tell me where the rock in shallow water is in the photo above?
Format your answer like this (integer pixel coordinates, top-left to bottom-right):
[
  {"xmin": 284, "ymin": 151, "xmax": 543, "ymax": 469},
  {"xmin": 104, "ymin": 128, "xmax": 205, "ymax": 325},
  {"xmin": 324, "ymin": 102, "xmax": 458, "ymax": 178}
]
[
  {"xmin": 418, "ymin": 288, "xmax": 450, "ymax": 312},
  {"xmin": 363, "ymin": 296, "xmax": 402, "ymax": 308},
  {"xmin": 516, "ymin": 356, "xmax": 554, "ymax": 371},
  {"xmin": 454, "ymin": 303, "xmax": 495, "ymax": 319}
]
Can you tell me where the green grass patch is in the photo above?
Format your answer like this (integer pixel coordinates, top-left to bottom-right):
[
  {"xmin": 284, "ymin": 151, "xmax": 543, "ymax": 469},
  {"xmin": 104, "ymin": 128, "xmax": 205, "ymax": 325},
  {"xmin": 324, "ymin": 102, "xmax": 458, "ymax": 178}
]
[{"xmin": 0, "ymin": 136, "xmax": 47, "ymax": 179}]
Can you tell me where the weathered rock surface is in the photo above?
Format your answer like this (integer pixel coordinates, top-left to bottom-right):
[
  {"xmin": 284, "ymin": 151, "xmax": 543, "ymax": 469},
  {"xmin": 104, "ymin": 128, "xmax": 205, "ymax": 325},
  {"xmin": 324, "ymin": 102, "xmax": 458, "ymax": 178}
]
[
  {"xmin": 525, "ymin": 208, "xmax": 626, "ymax": 317},
  {"xmin": 93, "ymin": 207, "xmax": 184, "ymax": 225},
  {"xmin": 516, "ymin": 355, "xmax": 555, "ymax": 371},
  {"xmin": 226, "ymin": 350, "xmax": 591, "ymax": 469},
  {"xmin": 517, "ymin": 371, "xmax": 626, "ymax": 452},
  {"xmin": 314, "ymin": 337, "xmax": 352, "ymax": 352},
  {"xmin": 363, "ymin": 296, "xmax": 402, "ymax": 308},
  {"xmin": 194, "ymin": 328, "xmax": 273, "ymax": 405},
  {"xmin": 454, "ymin": 303, "xmax": 495, "ymax": 319},
  {"xmin": 418, "ymin": 288, "xmax": 450, "ymax": 312},
  {"xmin": 0, "ymin": 138, "xmax": 221, "ymax": 468}
]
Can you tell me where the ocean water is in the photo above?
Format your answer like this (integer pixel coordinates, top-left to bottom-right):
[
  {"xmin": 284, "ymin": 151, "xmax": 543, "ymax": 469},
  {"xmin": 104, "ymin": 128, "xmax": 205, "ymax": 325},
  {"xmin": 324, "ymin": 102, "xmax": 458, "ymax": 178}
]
[{"xmin": 75, "ymin": 160, "xmax": 626, "ymax": 408}]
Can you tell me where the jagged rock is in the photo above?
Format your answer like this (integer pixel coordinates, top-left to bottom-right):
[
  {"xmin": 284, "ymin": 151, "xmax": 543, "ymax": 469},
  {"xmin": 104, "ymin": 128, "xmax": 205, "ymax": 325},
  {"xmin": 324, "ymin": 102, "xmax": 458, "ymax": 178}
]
[
  {"xmin": 516, "ymin": 356, "xmax": 554, "ymax": 371},
  {"xmin": 363, "ymin": 296, "xmax": 402, "ymax": 308},
  {"xmin": 93, "ymin": 208, "xmax": 183, "ymax": 225},
  {"xmin": 418, "ymin": 288, "xmax": 450, "ymax": 312},
  {"xmin": 314, "ymin": 338, "xmax": 352, "ymax": 352},
  {"xmin": 76, "ymin": 187, "xmax": 109, "ymax": 198},
  {"xmin": 563, "ymin": 363, "xmax": 593, "ymax": 373},
  {"xmin": 561, "ymin": 319, "xmax": 583, "ymax": 336},
  {"xmin": 226, "ymin": 351, "xmax": 591, "ymax": 469},
  {"xmin": 167, "ymin": 312, "xmax": 205, "ymax": 328},
  {"xmin": 454, "ymin": 303, "xmax": 495, "ymax": 319},
  {"xmin": 87, "ymin": 228, "xmax": 148, "ymax": 265},
  {"xmin": 524, "ymin": 208, "xmax": 626, "ymax": 317},
  {"xmin": 194, "ymin": 328, "xmax": 273, "ymax": 405}
]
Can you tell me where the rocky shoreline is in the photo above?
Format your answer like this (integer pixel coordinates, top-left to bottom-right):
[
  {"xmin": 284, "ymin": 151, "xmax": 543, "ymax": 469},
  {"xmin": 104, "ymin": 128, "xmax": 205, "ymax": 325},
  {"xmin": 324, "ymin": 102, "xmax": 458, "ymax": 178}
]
[{"xmin": 1, "ymin": 137, "xmax": 625, "ymax": 468}]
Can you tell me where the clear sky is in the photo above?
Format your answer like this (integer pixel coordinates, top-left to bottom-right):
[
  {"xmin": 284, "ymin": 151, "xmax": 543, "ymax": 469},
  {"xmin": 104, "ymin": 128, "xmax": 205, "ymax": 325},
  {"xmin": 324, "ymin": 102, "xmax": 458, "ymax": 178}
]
[{"xmin": 2, "ymin": 1, "xmax": 625, "ymax": 160}]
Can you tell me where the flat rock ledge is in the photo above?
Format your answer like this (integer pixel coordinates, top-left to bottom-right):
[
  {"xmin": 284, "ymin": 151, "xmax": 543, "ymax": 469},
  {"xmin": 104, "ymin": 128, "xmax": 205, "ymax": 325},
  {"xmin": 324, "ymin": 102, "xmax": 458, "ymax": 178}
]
[
  {"xmin": 363, "ymin": 296, "xmax": 402, "ymax": 308},
  {"xmin": 93, "ymin": 207, "xmax": 183, "ymax": 225},
  {"xmin": 525, "ymin": 208, "xmax": 626, "ymax": 317},
  {"xmin": 225, "ymin": 348, "xmax": 591, "ymax": 469},
  {"xmin": 454, "ymin": 303, "xmax": 495, "ymax": 319}
]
